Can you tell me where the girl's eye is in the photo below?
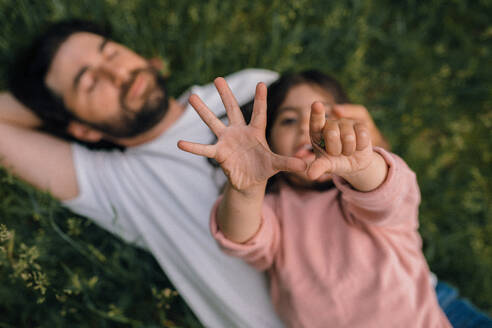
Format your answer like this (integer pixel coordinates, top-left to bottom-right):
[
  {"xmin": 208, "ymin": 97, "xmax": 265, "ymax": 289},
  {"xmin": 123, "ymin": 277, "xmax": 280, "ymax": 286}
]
[{"xmin": 279, "ymin": 118, "xmax": 297, "ymax": 126}]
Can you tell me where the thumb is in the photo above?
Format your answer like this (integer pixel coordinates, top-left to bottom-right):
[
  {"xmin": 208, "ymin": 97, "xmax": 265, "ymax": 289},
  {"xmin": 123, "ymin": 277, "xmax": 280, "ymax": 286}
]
[
  {"xmin": 307, "ymin": 158, "xmax": 332, "ymax": 180},
  {"xmin": 272, "ymin": 154, "xmax": 307, "ymax": 173}
]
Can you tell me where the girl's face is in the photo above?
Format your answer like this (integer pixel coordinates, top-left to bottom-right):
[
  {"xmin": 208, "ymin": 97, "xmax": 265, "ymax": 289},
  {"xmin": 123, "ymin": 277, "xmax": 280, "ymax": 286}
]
[{"xmin": 270, "ymin": 83, "xmax": 336, "ymax": 186}]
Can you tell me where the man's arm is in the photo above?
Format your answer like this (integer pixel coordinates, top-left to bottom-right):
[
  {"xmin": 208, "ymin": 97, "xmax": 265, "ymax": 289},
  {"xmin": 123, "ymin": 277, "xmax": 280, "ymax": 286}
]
[
  {"xmin": 0, "ymin": 92, "xmax": 42, "ymax": 128},
  {"xmin": 0, "ymin": 92, "xmax": 78, "ymax": 200}
]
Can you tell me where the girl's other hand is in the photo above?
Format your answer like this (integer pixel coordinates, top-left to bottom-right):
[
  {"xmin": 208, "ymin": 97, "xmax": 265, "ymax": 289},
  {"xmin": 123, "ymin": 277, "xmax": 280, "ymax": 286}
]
[
  {"xmin": 178, "ymin": 78, "xmax": 306, "ymax": 192},
  {"xmin": 307, "ymin": 101, "xmax": 375, "ymax": 180}
]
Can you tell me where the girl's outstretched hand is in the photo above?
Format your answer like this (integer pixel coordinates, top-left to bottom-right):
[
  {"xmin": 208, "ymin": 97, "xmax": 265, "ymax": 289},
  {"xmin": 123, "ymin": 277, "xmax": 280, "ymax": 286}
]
[
  {"xmin": 307, "ymin": 101, "xmax": 375, "ymax": 180},
  {"xmin": 178, "ymin": 78, "xmax": 306, "ymax": 192}
]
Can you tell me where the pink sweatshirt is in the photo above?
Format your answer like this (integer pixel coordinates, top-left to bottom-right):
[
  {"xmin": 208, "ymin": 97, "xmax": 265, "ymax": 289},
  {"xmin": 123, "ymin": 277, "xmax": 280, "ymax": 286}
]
[{"xmin": 211, "ymin": 149, "xmax": 450, "ymax": 328}]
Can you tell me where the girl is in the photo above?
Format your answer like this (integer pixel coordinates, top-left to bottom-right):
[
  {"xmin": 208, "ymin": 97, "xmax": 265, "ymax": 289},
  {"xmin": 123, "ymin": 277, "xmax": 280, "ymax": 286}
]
[{"xmin": 178, "ymin": 71, "xmax": 451, "ymax": 327}]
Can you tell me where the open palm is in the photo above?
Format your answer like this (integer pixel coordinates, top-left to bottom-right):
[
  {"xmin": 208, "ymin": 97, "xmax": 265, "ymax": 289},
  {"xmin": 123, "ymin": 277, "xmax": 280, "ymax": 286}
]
[{"xmin": 178, "ymin": 78, "xmax": 306, "ymax": 191}]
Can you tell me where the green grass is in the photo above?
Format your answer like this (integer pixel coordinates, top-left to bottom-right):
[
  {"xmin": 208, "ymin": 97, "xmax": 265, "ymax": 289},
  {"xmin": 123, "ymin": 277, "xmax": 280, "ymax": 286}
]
[{"xmin": 1, "ymin": 0, "xmax": 491, "ymax": 326}]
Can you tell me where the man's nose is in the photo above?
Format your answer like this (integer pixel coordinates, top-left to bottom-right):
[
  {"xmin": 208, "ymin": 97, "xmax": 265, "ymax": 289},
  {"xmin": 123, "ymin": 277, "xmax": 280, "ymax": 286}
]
[{"xmin": 98, "ymin": 62, "xmax": 130, "ymax": 87}]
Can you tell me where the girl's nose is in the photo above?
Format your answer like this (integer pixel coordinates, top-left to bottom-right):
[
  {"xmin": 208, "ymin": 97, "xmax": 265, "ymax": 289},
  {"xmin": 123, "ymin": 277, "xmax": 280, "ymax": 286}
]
[{"xmin": 299, "ymin": 117, "xmax": 310, "ymax": 141}]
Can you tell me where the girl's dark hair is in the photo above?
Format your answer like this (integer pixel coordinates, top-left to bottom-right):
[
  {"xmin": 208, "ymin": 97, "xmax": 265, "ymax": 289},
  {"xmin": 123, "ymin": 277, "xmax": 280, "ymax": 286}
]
[
  {"xmin": 241, "ymin": 70, "xmax": 350, "ymax": 193},
  {"xmin": 8, "ymin": 19, "xmax": 111, "ymax": 131}
]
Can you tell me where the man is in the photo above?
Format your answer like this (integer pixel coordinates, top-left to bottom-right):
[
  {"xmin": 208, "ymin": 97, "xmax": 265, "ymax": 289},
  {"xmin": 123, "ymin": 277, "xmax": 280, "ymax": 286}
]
[
  {"xmin": 0, "ymin": 19, "xmax": 434, "ymax": 327},
  {"xmin": 1, "ymin": 19, "xmax": 285, "ymax": 328}
]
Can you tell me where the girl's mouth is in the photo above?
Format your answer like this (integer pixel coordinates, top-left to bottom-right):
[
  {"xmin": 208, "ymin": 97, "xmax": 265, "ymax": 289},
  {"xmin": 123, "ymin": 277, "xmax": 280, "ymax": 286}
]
[
  {"xmin": 294, "ymin": 144, "xmax": 315, "ymax": 160},
  {"xmin": 291, "ymin": 144, "xmax": 332, "ymax": 184}
]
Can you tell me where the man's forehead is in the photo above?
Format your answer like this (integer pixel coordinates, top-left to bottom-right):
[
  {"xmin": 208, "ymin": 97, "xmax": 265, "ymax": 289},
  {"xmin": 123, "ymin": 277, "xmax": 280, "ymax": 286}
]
[
  {"xmin": 46, "ymin": 32, "xmax": 104, "ymax": 94},
  {"xmin": 54, "ymin": 32, "xmax": 105, "ymax": 65}
]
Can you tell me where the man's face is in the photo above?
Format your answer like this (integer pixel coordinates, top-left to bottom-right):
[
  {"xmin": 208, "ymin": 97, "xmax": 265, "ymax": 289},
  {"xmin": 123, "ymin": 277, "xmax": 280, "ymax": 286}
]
[{"xmin": 45, "ymin": 32, "xmax": 168, "ymax": 138}]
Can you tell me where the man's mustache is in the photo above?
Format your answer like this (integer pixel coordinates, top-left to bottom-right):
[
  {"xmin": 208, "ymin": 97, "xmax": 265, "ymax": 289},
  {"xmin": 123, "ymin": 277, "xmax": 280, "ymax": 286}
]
[{"xmin": 119, "ymin": 67, "xmax": 159, "ymax": 107}]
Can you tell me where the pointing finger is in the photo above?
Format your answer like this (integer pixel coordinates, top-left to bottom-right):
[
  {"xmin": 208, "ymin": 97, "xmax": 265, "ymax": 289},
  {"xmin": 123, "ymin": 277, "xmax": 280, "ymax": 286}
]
[{"xmin": 310, "ymin": 101, "xmax": 326, "ymax": 145}]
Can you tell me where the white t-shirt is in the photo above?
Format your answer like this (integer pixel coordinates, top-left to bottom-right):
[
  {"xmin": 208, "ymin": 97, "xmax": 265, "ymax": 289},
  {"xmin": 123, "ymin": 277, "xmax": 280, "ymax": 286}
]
[{"xmin": 63, "ymin": 69, "xmax": 284, "ymax": 328}]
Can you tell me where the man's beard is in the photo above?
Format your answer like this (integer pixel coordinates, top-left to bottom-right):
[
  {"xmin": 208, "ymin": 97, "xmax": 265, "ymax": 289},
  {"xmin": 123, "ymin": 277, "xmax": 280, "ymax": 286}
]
[{"xmin": 82, "ymin": 67, "xmax": 170, "ymax": 139}]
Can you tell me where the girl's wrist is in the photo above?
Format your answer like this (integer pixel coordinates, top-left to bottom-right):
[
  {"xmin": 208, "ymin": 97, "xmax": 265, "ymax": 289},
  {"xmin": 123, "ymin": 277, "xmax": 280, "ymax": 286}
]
[
  {"xmin": 339, "ymin": 150, "xmax": 378, "ymax": 178},
  {"xmin": 340, "ymin": 151, "xmax": 388, "ymax": 192},
  {"xmin": 231, "ymin": 180, "xmax": 268, "ymax": 199}
]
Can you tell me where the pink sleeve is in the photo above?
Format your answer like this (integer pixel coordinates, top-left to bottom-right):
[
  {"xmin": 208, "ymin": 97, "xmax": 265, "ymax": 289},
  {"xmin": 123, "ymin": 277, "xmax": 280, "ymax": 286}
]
[
  {"xmin": 332, "ymin": 147, "xmax": 421, "ymax": 229},
  {"xmin": 210, "ymin": 196, "xmax": 281, "ymax": 271}
]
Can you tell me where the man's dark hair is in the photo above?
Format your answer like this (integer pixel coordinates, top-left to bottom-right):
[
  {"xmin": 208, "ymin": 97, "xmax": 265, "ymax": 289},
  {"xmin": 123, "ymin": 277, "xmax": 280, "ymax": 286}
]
[{"xmin": 8, "ymin": 19, "xmax": 111, "ymax": 131}]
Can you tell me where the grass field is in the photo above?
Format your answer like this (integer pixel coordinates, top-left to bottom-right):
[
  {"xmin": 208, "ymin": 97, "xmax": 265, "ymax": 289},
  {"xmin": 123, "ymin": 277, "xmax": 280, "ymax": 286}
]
[{"xmin": 0, "ymin": 0, "xmax": 491, "ymax": 326}]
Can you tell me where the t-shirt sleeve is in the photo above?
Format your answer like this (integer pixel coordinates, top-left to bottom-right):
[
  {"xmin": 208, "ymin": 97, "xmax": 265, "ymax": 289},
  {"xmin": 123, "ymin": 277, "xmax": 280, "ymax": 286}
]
[
  {"xmin": 332, "ymin": 147, "xmax": 421, "ymax": 229},
  {"xmin": 224, "ymin": 68, "xmax": 279, "ymax": 107},
  {"xmin": 62, "ymin": 143, "xmax": 146, "ymax": 248},
  {"xmin": 210, "ymin": 196, "xmax": 281, "ymax": 272}
]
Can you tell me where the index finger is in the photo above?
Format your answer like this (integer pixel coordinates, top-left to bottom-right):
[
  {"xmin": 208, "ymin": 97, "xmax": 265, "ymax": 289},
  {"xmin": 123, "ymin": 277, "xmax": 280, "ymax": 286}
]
[
  {"xmin": 309, "ymin": 101, "xmax": 326, "ymax": 144},
  {"xmin": 214, "ymin": 77, "xmax": 246, "ymax": 125}
]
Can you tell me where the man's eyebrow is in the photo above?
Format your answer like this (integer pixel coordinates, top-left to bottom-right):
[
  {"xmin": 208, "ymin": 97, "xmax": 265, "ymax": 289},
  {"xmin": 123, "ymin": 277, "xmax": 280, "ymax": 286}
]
[
  {"xmin": 73, "ymin": 66, "xmax": 89, "ymax": 91},
  {"xmin": 72, "ymin": 39, "xmax": 109, "ymax": 91},
  {"xmin": 99, "ymin": 38, "xmax": 109, "ymax": 52}
]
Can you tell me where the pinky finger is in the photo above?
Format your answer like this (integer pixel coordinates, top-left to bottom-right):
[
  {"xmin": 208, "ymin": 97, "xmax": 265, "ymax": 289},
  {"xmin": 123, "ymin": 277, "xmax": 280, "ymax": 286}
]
[{"xmin": 177, "ymin": 140, "xmax": 216, "ymax": 158}]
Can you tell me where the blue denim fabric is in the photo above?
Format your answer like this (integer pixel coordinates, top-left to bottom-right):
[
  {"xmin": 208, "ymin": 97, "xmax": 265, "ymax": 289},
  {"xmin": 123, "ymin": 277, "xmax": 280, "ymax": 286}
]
[{"xmin": 436, "ymin": 282, "xmax": 492, "ymax": 327}]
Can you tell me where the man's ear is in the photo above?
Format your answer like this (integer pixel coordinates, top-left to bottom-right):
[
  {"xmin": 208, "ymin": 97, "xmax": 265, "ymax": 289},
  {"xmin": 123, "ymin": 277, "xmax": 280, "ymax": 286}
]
[
  {"xmin": 148, "ymin": 56, "xmax": 170, "ymax": 78},
  {"xmin": 66, "ymin": 121, "xmax": 104, "ymax": 143}
]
